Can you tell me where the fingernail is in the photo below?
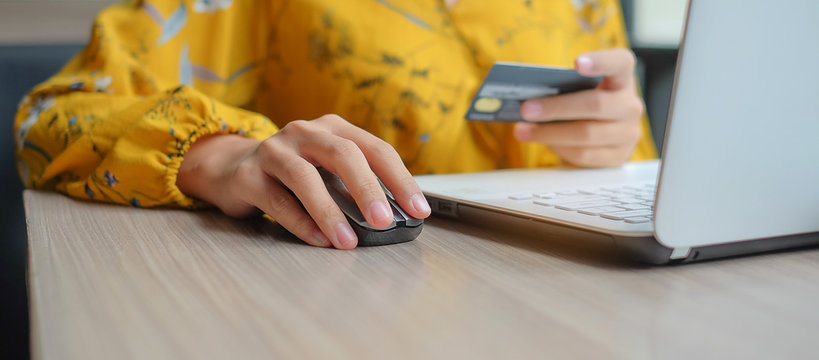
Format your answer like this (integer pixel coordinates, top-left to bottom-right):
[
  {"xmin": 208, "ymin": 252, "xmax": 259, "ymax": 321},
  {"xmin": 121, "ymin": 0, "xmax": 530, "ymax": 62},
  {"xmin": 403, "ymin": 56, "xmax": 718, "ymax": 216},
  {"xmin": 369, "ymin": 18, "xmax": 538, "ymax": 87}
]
[
  {"xmin": 411, "ymin": 193, "xmax": 431, "ymax": 215},
  {"xmin": 312, "ymin": 228, "xmax": 332, "ymax": 247},
  {"xmin": 521, "ymin": 100, "xmax": 543, "ymax": 120},
  {"xmin": 334, "ymin": 222, "xmax": 357, "ymax": 248},
  {"xmin": 576, "ymin": 55, "xmax": 594, "ymax": 73},
  {"xmin": 514, "ymin": 123, "xmax": 534, "ymax": 141},
  {"xmin": 368, "ymin": 201, "xmax": 393, "ymax": 227}
]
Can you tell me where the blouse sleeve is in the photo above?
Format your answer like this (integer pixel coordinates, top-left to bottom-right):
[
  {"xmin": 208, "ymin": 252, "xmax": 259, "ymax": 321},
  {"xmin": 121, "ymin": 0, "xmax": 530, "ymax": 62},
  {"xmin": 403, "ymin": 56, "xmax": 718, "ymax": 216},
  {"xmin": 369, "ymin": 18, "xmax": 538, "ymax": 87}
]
[{"xmin": 14, "ymin": 0, "xmax": 278, "ymax": 208}]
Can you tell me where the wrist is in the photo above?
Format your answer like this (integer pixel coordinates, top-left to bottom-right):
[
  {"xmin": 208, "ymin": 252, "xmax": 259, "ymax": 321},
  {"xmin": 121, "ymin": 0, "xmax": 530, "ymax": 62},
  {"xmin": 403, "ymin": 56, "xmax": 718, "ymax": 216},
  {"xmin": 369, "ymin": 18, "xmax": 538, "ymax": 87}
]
[{"xmin": 177, "ymin": 134, "xmax": 260, "ymax": 202}]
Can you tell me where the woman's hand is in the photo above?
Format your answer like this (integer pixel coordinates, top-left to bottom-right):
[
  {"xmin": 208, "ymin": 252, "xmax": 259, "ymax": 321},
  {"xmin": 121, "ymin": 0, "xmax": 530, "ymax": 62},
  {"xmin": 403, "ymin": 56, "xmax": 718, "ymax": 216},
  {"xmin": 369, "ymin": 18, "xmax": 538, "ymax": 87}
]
[
  {"xmin": 176, "ymin": 114, "xmax": 431, "ymax": 249},
  {"xmin": 514, "ymin": 48, "xmax": 645, "ymax": 167}
]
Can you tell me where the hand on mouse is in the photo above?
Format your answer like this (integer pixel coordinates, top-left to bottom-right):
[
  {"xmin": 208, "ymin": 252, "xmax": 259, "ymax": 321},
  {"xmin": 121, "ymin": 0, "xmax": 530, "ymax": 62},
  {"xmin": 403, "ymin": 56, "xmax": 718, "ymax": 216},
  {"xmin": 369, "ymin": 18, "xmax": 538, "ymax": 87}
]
[
  {"xmin": 514, "ymin": 48, "xmax": 645, "ymax": 168},
  {"xmin": 176, "ymin": 114, "xmax": 432, "ymax": 249}
]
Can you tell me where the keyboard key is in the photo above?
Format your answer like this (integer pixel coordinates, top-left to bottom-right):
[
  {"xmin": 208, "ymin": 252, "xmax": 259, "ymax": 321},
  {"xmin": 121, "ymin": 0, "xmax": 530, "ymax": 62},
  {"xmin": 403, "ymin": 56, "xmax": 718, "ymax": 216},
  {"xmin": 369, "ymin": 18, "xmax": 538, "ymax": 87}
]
[
  {"xmin": 508, "ymin": 194, "xmax": 533, "ymax": 200},
  {"xmin": 577, "ymin": 188, "xmax": 601, "ymax": 195},
  {"xmin": 555, "ymin": 200, "xmax": 620, "ymax": 211},
  {"xmin": 618, "ymin": 203, "xmax": 650, "ymax": 211},
  {"xmin": 625, "ymin": 217, "xmax": 652, "ymax": 224},
  {"xmin": 534, "ymin": 195, "xmax": 610, "ymax": 206},
  {"xmin": 637, "ymin": 195, "xmax": 655, "ymax": 201},
  {"xmin": 534, "ymin": 193, "xmax": 557, "ymax": 199},
  {"xmin": 611, "ymin": 197, "xmax": 642, "ymax": 204},
  {"xmin": 600, "ymin": 210, "xmax": 654, "ymax": 220},
  {"xmin": 577, "ymin": 206, "xmax": 627, "ymax": 215}
]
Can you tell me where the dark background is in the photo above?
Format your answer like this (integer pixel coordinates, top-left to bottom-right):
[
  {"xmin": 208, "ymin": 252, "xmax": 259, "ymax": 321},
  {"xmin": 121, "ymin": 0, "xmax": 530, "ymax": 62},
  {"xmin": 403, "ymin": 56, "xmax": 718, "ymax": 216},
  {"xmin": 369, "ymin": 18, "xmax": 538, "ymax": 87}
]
[
  {"xmin": 0, "ymin": 1, "xmax": 680, "ymax": 358},
  {"xmin": 1, "ymin": 45, "xmax": 84, "ymax": 360}
]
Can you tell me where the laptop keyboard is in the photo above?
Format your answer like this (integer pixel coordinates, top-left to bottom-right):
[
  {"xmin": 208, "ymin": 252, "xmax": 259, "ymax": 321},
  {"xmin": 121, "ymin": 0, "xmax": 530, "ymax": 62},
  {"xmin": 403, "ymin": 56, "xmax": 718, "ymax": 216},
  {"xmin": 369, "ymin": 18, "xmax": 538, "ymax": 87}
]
[{"xmin": 507, "ymin": 183, "xmax": 656, "ymax": 224}]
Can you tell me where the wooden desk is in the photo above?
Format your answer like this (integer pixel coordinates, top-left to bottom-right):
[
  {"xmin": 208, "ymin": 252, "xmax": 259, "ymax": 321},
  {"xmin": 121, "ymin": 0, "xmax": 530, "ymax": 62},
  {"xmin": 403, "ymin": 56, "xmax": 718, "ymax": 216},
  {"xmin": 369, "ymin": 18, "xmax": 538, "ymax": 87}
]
[{"xmin": 25, "ymin": 190, "xmax": 819, "ymax": 359}]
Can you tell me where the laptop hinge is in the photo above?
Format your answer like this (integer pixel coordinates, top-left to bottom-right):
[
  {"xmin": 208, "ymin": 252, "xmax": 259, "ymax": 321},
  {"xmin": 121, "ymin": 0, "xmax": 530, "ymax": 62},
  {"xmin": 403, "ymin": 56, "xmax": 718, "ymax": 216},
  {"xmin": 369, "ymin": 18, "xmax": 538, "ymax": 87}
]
[{"xmin": 669, "ymin": 247, "xmax": 691, "ymax": 260}]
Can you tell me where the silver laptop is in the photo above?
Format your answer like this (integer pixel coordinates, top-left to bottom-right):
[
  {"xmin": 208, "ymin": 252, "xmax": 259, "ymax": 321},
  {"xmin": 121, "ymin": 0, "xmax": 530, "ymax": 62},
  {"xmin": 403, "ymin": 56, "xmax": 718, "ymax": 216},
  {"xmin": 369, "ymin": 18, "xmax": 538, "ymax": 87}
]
[{"xmin": 415, "ymin": 0, "xmax": 819, "ymax": 264}]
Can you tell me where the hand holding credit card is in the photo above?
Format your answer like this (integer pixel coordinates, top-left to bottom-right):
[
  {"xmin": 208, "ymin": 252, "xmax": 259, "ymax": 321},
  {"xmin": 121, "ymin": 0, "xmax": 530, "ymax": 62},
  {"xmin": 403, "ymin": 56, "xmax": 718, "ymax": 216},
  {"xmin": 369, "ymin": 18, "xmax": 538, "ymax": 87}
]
[{"xmin": 465, "ymin": 62, "xmax": 603, "ymax": 122}]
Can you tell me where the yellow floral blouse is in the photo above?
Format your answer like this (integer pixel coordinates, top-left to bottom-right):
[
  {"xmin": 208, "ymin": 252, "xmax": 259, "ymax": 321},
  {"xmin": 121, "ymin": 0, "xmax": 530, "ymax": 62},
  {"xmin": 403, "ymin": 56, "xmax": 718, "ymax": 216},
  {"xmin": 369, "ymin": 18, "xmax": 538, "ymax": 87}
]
[{"xmin": 14, "ymin": 0, "xmax": 656, "ymax": 209}]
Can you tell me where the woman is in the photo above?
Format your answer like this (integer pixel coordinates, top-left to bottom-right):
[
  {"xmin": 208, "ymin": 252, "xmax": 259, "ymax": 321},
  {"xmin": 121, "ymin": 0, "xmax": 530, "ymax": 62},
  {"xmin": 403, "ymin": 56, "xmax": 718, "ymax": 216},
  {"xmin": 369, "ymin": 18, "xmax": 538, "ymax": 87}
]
[{"xmin": 14, "ymin": 0, "xmax": 656, "ymax": 249}]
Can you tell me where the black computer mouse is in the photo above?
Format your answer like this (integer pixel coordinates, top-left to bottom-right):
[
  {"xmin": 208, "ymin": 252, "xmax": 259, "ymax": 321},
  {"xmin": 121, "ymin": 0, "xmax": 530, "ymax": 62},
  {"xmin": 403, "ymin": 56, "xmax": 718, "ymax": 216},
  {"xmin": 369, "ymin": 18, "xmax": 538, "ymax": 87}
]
[{"xmin": 317, "ymin": 167, "xmax": 423, "ymax": 246}]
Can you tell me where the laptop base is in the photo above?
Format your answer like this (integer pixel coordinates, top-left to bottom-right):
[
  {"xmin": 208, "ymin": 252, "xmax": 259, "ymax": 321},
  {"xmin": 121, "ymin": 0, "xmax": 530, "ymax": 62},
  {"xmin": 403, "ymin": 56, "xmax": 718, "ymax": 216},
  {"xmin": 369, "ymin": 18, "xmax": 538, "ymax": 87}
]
[{"xmin": 427, "ymin": 196, "xmax": 819, "ymax": 265}]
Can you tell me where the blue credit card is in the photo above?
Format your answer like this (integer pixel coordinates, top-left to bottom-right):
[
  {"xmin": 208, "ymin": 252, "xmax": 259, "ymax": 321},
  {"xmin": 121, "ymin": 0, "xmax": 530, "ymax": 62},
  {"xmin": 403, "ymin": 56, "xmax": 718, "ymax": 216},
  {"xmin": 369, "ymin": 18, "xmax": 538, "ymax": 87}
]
[{"xmin": 465, "ymin": 62, "xmax": 603, "ymax": 122}]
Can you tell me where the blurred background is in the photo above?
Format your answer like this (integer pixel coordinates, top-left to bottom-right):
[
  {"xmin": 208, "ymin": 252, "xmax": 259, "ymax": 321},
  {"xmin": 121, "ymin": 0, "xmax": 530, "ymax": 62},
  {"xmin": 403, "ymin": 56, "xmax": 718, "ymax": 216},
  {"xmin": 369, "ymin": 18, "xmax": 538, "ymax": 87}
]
[{"xmin": 0, "ymin": 0, "xmax": 686, "ymax": 358}]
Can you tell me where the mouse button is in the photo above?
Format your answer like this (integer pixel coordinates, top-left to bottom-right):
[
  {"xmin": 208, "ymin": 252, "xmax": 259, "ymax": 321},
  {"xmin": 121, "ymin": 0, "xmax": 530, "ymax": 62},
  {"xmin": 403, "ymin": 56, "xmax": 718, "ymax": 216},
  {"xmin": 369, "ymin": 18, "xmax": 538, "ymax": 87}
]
[
  {"xmin": 317, "ymin": 168, "xmax": 368, "ymax": 226},
  {"xmin": 387, "ymin": 198, "xmax": 408, "ymax": 224},
  {"xmin": 404, "ymin": 217, "xmax": 423, "ymax": 228},
  {"xmin": 387, "ymin": 197, "xmax": 423, "ymax": 227},
  {"xmin": 377, "ymin": 178, "xmax": 396, "ymax": 200},
  {"xmin": 329, "ymin": 189, "xmax": 368, "ymax": 224},
  {"xmin": 318, "ymin": 168, "xmax": 350, "ymax": 198}
]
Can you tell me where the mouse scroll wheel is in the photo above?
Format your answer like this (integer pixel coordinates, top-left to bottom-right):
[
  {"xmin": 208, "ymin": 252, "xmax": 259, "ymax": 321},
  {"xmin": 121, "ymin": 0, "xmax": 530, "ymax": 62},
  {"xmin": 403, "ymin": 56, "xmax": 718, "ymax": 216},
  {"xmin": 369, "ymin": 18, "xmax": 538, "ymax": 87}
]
[{"xmin": 389, "ymin": 200, "xmax": 408, "ymax": 226}]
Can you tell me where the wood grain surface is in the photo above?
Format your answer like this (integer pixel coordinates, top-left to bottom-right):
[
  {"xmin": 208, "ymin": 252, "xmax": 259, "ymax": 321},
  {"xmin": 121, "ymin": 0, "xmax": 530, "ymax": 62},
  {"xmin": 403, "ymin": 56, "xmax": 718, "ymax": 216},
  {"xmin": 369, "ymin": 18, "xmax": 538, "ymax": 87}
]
[{"xmin": 25, "ymin": 190, "xmax": 819, "ymax": 360}]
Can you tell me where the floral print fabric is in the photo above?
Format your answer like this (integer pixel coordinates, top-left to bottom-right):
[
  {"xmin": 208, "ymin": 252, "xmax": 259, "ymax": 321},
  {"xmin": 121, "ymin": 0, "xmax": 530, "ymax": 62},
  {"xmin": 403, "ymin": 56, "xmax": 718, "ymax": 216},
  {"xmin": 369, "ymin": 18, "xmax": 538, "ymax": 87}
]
[{"xmin": 14, "ymin": 0, "xmax": 656, "ymax": 209}]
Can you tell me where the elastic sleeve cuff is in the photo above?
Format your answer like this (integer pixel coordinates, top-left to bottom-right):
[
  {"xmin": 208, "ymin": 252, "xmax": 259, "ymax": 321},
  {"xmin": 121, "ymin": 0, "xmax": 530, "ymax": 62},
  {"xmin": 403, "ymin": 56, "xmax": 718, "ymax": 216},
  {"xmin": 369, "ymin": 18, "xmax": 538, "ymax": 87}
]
[{"xmin": 159, "ymin": 87, "xmax": 278, "ymax": 208}]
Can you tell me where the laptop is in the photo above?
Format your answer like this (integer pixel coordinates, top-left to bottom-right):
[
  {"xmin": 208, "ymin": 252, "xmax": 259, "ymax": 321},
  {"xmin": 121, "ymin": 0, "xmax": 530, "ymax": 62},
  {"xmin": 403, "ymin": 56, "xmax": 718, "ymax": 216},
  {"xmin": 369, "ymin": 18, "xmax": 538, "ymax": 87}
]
[{"xmin": 414, "ymin": 0, "xmax": 819, "ymax": 264}]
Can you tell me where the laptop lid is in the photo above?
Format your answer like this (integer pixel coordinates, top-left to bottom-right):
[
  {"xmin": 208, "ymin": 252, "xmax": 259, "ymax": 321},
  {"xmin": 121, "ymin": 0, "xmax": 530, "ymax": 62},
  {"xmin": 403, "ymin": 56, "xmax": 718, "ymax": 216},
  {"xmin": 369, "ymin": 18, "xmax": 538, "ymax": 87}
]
[{"xmin": 653, "ymin": 0, "xmax": 819, "ymax": 248}]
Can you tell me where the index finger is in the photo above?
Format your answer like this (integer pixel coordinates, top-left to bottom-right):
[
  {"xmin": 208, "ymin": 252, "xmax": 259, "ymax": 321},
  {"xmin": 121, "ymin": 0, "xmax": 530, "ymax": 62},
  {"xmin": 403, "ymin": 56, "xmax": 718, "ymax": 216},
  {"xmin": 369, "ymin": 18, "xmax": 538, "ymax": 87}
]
[
  {"xmin": 575, "ymin": 48, "xmax": 637, "ymax": 90},
  {"xmin": 316, "ymin": 115, "xmax": 431, "ymax": 220}
]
